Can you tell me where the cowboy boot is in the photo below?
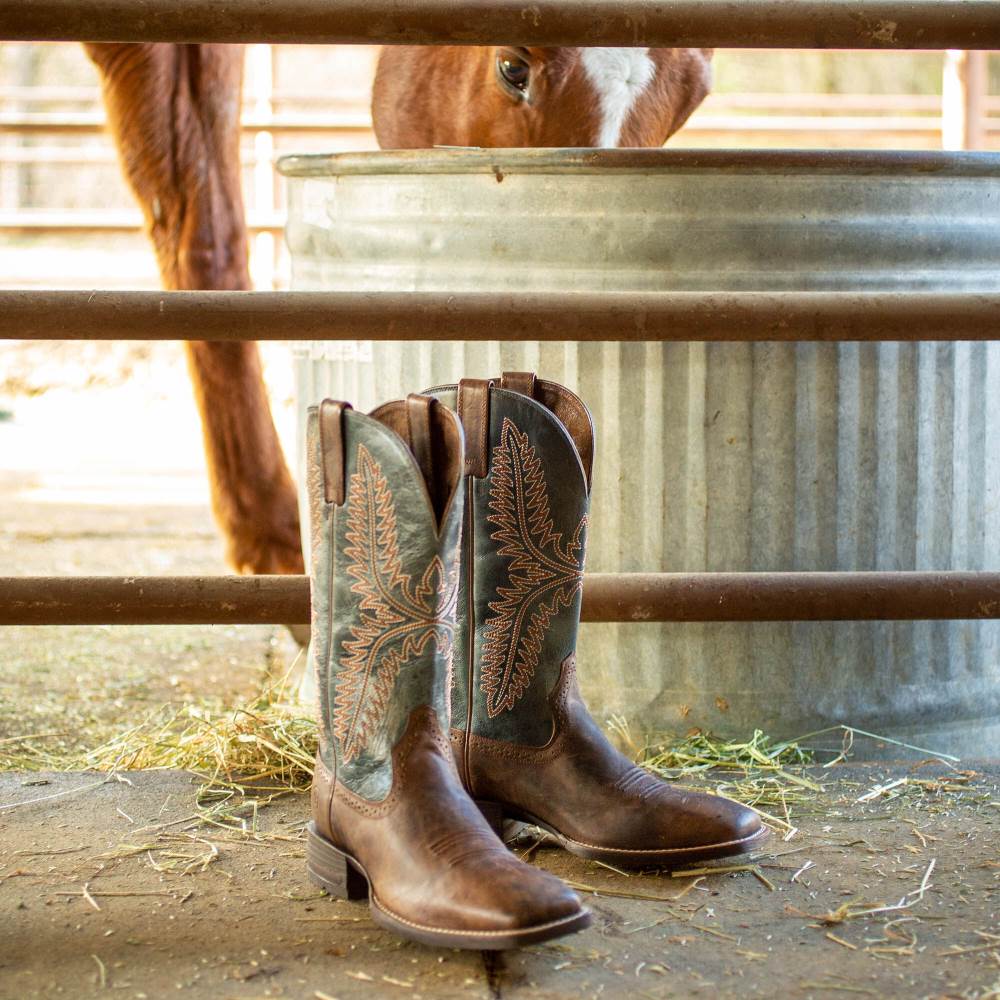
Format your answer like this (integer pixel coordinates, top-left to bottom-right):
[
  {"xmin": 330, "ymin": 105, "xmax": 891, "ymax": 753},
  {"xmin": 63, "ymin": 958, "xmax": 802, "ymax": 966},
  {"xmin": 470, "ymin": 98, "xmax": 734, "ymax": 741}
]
[
  {"xmin": 425, "ymin": 373, "xmax": 767, "ymax": 867},
  {"xmin": 305, "ymin": 394, "xmax": 590, "ymax": 948}
]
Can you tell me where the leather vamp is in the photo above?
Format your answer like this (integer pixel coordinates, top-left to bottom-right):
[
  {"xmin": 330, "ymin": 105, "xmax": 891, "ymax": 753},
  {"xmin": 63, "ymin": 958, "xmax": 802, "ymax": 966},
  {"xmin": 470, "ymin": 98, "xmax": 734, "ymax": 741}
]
[
  {"xmin": 458, "ymin": 659, "xmax": 760, "ymax": 852},
  {"xmin": 324, "ymin": 708, "xmax": 581, "ymax": 931}
]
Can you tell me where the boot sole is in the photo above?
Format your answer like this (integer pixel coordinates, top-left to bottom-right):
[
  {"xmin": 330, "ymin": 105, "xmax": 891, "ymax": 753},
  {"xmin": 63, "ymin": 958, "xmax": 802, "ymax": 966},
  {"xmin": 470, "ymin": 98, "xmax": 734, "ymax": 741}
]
[
  {"xmin": 306, "ymin": 822, "xmax": 591, "ymax": 950},
  {"xmin": 476, "ymin": 801, "xmax": 769, "ymax": 868}
]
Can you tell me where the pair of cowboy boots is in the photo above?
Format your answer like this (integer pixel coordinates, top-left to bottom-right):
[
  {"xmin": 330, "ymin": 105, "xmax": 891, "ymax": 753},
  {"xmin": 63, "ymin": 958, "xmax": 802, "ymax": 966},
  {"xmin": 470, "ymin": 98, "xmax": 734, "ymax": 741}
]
[{"xmin": 306, "ymin": 374, "xmax": 765, "ymax": 949}]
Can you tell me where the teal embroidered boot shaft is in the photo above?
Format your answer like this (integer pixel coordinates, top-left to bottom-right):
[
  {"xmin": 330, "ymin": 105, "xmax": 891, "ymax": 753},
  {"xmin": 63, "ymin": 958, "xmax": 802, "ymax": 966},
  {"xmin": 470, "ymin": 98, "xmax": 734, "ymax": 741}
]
[
  {"xmin": 306, "ymin": 393, "xmax": 590, "ymax": 949},
  {"xmin": 426, "ymin": 373, "xmax": 767, "ymax": 867}
]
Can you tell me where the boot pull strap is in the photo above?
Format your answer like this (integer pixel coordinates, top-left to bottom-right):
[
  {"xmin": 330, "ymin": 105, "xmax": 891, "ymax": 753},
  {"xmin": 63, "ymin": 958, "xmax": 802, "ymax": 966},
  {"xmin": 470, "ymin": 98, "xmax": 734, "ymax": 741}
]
[
  {"xmin": 457, "ymin": 378, "xmax": 492, "ymax": 479},
  {"xmin": 319, "ymin": 399, "xmax": 352, "ymax": 505},
  {"xmin": 405, "ymin": 393, "xmax": 437, "ymax": 496},
  {"xmin": 500, "ymin": 371, "xmax": 536, "ymax": 398}
]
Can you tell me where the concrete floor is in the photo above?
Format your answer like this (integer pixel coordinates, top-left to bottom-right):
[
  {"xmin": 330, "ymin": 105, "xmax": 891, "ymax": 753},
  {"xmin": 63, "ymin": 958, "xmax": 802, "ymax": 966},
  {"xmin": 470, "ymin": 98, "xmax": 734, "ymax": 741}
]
[
  {"xmin": 2, "ymin": 343, "xmax": 999, "ymax": 999},
  {"xmin": 2, "ymin": 765, "xmax": 999, "ymax": 1000}
]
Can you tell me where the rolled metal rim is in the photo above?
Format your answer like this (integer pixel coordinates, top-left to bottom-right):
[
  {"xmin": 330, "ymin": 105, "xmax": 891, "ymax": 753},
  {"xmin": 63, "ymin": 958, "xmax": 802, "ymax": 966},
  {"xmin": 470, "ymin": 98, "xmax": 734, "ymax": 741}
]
[{"xmin": 277, "ymin": 147, "xmax": 1000, "ymax": 179}]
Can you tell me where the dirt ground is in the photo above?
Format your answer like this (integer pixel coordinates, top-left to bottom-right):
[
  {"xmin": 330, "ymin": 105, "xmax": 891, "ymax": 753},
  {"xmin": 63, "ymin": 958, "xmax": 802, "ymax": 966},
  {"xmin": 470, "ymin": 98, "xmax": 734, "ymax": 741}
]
[
  {"xmin": 0, "ymin": 340, "xmax": 300, "ymax": 757},
  {"xmin": 2, "ymin": 343, "xmax": 999, "ymax": 999}
]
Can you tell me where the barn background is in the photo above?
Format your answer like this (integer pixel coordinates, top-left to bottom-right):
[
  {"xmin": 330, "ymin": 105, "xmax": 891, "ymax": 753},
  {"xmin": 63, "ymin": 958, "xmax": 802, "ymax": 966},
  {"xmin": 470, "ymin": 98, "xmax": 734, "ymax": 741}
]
[
  {"xmin": 1, "ymin": 46, "xmax": 997, "ymax": 292},
  {"xmin": 1, "ymin": 44, "xmax": 999, "ymax": 755},
  {"xmin": 3, "ymin": 42, "xmax": 1000, "ymax": 1000}
]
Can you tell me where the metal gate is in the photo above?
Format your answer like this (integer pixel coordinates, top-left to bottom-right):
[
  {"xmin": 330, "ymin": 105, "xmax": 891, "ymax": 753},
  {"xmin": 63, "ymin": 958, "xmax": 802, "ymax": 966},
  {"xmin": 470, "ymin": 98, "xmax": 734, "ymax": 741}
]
[{"xmin": 2, "ymin": 3, "xmax": 1000, "ymax": 646}]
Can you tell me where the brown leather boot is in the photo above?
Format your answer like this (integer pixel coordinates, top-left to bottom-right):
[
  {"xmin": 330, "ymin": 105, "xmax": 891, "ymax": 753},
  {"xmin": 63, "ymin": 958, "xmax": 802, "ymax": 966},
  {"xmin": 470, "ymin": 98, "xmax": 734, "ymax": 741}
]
[
  {"xmin": 305, "ymin": 394, "xmax": 590, "ymax": 948},
  {"xmin": 425, "ymin": 374, "xmax": 768, "ymax": 868}
]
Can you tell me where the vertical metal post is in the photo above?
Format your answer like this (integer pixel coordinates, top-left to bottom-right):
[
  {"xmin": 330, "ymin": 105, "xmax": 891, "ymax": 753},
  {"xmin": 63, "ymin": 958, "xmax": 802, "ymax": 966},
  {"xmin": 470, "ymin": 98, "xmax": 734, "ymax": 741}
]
[
  {"xmin": 942, "ymin": 50, "xmax": 964, "ymax": 149},
  {"xmin": 0, "ymin": 45, "xmax": 36, "ymax": 215},
  {"xmin": 962, "ymin": 50, "xmax": 988, "ymax": 150},
  {"xmin": 942, "ymin": 50, "xmax": 989, "ymax": 150},
  {"xmin": 246, "ymin": 43, "xmax": 277, "ymax": 289}
]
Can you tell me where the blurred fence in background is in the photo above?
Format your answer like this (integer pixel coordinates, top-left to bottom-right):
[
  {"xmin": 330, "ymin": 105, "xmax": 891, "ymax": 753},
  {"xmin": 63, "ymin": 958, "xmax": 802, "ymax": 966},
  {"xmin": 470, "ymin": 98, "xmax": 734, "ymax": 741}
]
[{"xmin": 1, "ymin": 44, "xmax": 997, "ymax": 290}]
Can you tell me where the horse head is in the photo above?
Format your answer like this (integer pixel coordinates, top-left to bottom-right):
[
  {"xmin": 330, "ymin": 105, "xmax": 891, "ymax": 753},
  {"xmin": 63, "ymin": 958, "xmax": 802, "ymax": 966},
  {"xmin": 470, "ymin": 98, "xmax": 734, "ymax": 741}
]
[{"xmin": 373, "ymin": 46, "xmax": 712, "ymax": 148}]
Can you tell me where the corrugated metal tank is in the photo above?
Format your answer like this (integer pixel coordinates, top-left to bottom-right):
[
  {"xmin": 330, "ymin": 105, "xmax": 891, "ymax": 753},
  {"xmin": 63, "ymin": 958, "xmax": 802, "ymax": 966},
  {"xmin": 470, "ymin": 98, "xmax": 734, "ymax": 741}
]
[{"xmin": 279, "ymin": 149, "xmax": 1000, "ymax": 755}]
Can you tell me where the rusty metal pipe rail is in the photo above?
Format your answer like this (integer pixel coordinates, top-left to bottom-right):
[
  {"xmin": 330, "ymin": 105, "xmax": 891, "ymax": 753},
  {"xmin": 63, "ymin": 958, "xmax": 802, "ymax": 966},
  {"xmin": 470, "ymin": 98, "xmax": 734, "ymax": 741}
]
[
  {"xmin": 4, "ymin": 573, "xmax": 1000, "ymax": 626},
  {"xmin": 4, "ymin": 0, "xmax": 1000, "ymax": 48},
  {"xmin": 3, "ymin": 290, "xmax": 999, "ymax": 343}
]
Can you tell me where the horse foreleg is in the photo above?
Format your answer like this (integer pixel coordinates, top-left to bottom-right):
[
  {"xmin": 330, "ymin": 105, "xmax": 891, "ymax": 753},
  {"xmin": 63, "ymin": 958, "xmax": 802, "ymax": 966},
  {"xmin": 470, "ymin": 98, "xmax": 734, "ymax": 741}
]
[{"xmin": 85, "ymin": 42, "xmax": 304, "ymax": 576}]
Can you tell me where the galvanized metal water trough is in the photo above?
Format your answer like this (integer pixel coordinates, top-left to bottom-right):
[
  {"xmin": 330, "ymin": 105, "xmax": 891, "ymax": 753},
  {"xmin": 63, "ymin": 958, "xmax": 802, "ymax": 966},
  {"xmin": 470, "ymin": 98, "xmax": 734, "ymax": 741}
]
[
  {"xmin": 279, "ymin": 148, "xmax": 1000, "ymax": 294},
  {"xmin": 281, "ymin": 147, "xmax": 1000, "ymax": 755}
]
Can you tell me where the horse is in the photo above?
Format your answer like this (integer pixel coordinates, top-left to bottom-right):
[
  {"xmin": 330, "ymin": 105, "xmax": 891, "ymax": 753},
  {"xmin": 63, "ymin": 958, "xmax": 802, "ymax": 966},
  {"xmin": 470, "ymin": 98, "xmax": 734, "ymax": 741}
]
[
  {"xmin": 84, "ymin": 43, "xmax": 712, "ymax": 585},
  {"xmin": 373, "ymin": 47, "xmax": 711, "ymax": 148}
]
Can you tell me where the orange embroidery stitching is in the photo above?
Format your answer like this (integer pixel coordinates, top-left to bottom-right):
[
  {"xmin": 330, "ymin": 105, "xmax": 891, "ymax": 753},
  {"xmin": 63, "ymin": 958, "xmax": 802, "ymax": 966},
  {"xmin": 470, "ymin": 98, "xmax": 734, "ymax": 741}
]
[
  {"xmin": 334, "ymin": 444, "xmax": 458, "ymax": 762},
  {"xmin": 481, "ymin": 419, "xmax": 587, "ymax": 718}
]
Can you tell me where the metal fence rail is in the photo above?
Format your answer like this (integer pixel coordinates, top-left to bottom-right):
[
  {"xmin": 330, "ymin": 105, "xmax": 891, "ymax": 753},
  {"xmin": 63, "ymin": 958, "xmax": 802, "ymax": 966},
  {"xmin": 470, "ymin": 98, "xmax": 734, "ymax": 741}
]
[
  {"xmin": 4, "ymin": 6, "xmax": 1000, "ymax": 629},
  {"xmin": 4, "ymin": 0, "xmax": 1000, "ymax": 48},
  {"xmin": 2, "ymin": 290, "xmax": 997, "ymax": 343},
  {"xmin": 5, "ymin": 572, "xmax": 1000, "ymax": 625},
  {"xmin": 4, "ymin": 110, "xmax": 989, "ymax": 148},
  {"xmin": 0, "ymin": 113, "xmax": 374, "ymax": 136},
  {"xmin": 0, "ymin": 212, "xmax": 285, "ymax": 234}
]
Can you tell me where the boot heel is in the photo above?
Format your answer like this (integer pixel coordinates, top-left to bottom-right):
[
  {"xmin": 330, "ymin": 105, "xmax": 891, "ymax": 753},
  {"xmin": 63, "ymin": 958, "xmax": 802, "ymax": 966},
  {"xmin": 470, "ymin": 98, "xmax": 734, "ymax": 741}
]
[
  {"xmin": 306, "ymin": 822, "xmax": 368, "ymax": 901},
  {"xmin": 475, "ymin": 800, "xmax": 506, "ymax": 836}
]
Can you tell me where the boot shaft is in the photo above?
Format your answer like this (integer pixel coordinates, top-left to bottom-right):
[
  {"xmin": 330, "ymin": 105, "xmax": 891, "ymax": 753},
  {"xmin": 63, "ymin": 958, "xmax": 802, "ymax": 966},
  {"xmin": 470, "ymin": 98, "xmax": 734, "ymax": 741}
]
[
  {"xmin": 307, "ymin": 396, "xmax": 464, "ymax": 801},
  {"xmin": 426, "ymin": 375, "xmax": 594, "ymax": 748}
]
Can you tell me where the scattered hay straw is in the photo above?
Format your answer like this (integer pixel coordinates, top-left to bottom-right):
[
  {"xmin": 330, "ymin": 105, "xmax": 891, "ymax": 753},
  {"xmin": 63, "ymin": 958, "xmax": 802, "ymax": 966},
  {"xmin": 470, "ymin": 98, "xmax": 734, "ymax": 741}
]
[
  {"xmin": 792, "ymin": 725, "xmax": 960, "ymax": 765},
  {"xmin": 856, "ymin": 778, "xmax": 908, "ymax": 803},
  {"xmin": 791, "ymin": 861, "xmax": 815, "ymax": 883},
  {"xmin": 800, "ymin": 982, "xmax": 877, "ymax": 995},
  {"xmin": 825, "ymin": 932, "xmax": 858, "ymax": 950},
  {"xmin": 790, "ymin": 858, "xmax": 937, "ymax": 926},
  {"xmin": 0, "ymin": 730, "xmax": 67, "ymax": 746},
  {"xmin": 752, "ymin": 869, "xmax": 776, "ymax": 892},
  {"xmin": 0, "ymin": 774, "xmax": 121, "ymax": 813},
  {"xmin": 672, "ymin": 863, "xmax": 762, "ymax": 879},
  {"xmin": 91, "ymin": 954, "xmax": 107, "ymax": 989},
  {"xmin": 564, "ymin": 879, "xmax": 689, "ymax": 909}
]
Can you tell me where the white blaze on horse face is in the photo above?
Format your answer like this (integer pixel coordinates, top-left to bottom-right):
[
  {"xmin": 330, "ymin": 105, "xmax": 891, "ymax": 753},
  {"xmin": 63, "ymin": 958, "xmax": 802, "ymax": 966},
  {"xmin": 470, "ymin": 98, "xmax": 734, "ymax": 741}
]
[{"xmin": 580, "ymin": 48, "xmax": 656, "ymax": 147}]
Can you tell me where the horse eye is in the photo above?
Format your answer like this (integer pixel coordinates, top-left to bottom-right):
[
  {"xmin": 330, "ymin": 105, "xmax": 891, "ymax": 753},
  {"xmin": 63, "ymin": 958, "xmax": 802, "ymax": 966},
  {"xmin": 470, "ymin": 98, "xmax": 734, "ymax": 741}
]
[{"xmin": 497, "ymin": 52, "xmax": 530, "ymax": 95}]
